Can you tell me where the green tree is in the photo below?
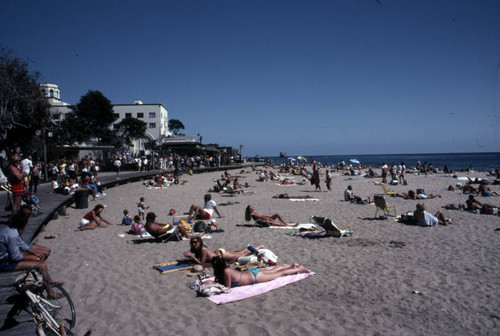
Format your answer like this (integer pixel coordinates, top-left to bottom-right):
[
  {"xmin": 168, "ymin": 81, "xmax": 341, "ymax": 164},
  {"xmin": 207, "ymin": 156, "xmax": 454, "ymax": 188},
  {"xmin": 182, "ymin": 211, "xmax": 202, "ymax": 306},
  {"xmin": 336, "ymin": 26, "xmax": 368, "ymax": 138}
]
[
  {"xmin": 114, "ymin": 116, "xmax": 147, "ymax": 147},
  {"xmin": 72, "ymin": 90, "xmax": 116, "ymax": 143},
  {"xmin": 0, "ymin": 48, "xmax": 51, "ymax": 154},
  {"xmin": 168, "ymin": 119, "xmax": 185, "ymax": 135}
]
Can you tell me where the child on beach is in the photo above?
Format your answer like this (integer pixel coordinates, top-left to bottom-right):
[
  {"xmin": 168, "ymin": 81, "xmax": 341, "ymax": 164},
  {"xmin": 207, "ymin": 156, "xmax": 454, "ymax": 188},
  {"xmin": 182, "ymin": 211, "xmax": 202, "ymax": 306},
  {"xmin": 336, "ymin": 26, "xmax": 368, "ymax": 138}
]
[
  {"xmin": 129, "ymin": 215, "xmax": 146, "ymax": 236},
  {"xmin": 122, "ymin": 210, "xmax": 132, "ymax": 225},
  {"xmin": 137, "ymin": 197, "xmax": 149, "ymax": 220},
  {"xmin": 325, "ymin": 170, "xmax": 332, "ymax": 191}
]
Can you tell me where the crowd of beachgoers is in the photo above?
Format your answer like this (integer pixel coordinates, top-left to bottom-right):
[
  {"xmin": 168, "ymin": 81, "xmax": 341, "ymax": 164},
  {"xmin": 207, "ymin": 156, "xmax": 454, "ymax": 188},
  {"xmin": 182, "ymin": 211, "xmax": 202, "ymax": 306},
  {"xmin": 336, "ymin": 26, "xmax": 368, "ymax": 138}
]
[{"xmin": 2, "ymin": 155, "xmax": 500, "ymax": 335}]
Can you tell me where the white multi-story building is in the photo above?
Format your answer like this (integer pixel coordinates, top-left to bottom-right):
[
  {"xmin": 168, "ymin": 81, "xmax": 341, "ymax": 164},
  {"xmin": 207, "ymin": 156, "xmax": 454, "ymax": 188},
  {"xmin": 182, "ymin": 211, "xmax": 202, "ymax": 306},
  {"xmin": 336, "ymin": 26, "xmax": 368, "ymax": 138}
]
[{"xmin": 40, "ymin": 83, "xmax": 173, "ymax": 154}]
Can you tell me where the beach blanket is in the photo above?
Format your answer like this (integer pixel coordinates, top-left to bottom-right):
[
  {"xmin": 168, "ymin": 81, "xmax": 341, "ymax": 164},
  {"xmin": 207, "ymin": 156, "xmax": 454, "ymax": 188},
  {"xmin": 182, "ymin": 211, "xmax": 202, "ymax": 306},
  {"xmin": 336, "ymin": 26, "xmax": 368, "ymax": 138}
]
[
  {"xmin": 270, "ymin": 223, "xmax": 317, "ymax": 230},
  {"xmin": 206, "ymin": 270, "xmax": 316, "ymax": 304},
  {"xmin": 152, "ymin": 261, "xmax": 193, "ymax": 274},
  {"xmin": 289, "ymin": 198, "xmax": 319, "ymax": 202},
  {"xmin": 286, "ymin": 229, "xmax": 326, "ymax": 237}
]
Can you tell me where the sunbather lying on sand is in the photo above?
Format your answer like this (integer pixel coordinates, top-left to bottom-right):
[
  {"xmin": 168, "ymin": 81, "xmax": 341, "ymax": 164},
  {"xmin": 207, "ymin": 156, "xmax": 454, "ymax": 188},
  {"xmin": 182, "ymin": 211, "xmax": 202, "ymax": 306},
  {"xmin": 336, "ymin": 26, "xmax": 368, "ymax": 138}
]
[
  {"xmin": 414, "ymin": 203, "xmax": 452, "ymax": 226},
  {"xmin": 395, "ymin": 190, "xmax": 441, "ymax": 199},
  {"xmin": 183, "ymin": 237, "xmax": 265, "ymax": 268},
  {"xmin": 206, "ymin": 256, "xmax": 310, "ymax": 288},
  {"xmin": 144, "ymin": 212, "xmax": 201, "ymax": 239},
  {"xmin": 245, "ymin": 205, "xmax": 298, "ymax": 227}
]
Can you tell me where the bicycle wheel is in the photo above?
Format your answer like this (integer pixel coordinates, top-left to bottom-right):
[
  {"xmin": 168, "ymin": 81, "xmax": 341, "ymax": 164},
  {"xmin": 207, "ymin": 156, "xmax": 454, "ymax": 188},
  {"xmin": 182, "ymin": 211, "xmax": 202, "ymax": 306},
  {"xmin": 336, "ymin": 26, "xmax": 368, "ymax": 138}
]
[{"xmin": 39, "ymin": 283, "xmax": 76, "ymax": 334}]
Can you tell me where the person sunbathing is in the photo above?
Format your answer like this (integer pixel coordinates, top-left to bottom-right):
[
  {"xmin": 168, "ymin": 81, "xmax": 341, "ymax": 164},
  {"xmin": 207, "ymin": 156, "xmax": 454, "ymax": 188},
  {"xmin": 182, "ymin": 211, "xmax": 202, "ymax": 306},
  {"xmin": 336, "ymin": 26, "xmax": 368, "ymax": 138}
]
[
  {"xmin": 462, "ymin": 184, "xmax": 478, "ymax": 194},
  {"xmin": 396, "ymin": 190, "xmax": 441, "ymax": 199},
  {"xmin": 414, "ymin": 203, "xmax": 452, "ymax": 226},
  {"xmin": 478, "ymin": 183, "xmax": 500, "ymax": 197},
  {"xmin": 183, "ymin": 237, "xmax": 265, "ymax": 267},
  {"xmin": 245, "ymin": 205, "xmax": 297, "ymax": 227},
  {"xmin": 207, "ymin": 256, "xmax": 310, "ymax": 288},
  {"xmin": 74, "ymin": 204, "xmax": 113, "ymax": 231},
  {"xmin": 188, "ymin": 194, "xmax": 222, "ymax": 220},
  {"xmin": 144, "ymin": 212, "xmax": 201, "ymax": 239}
]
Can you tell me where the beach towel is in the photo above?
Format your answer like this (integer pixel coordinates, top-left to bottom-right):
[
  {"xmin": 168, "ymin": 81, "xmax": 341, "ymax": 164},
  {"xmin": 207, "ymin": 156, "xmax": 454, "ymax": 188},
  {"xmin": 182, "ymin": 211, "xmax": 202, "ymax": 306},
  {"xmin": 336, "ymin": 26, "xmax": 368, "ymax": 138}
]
[
  {"xmin": 270, "ymin": 223, "xmax": 317, "ymax": 230},
  {"xmin": 289, "ymin": 198, "xmax": 320, "ymax": 202},
  {"xmin": 286, "ymin": 229, "xmax": 326, "ymax": 237},
  {"xmin": 205, "ymin": 269, "xmax": 315, "ymax": 304},
  {"xmin": 152, "ymin": 261, "xmax": 193, "ymax": 274}
]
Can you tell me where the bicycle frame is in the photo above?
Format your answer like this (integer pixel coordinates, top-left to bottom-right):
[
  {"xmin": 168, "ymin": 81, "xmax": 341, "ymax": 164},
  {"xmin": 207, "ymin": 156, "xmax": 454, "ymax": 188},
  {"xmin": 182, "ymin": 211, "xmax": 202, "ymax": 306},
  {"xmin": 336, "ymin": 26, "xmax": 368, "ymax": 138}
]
[{"xmin": 25, "ymin": 288, "xmax": 66, "ymax": 336}]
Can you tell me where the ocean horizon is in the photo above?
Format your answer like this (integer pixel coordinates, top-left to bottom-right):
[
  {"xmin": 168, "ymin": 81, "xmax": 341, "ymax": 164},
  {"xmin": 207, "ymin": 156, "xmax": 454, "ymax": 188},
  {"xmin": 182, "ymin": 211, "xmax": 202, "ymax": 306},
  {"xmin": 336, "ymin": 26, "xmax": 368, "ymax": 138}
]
[{"xmin": 266, "ymin": 152, "xmax": 500, "ymax": 172}]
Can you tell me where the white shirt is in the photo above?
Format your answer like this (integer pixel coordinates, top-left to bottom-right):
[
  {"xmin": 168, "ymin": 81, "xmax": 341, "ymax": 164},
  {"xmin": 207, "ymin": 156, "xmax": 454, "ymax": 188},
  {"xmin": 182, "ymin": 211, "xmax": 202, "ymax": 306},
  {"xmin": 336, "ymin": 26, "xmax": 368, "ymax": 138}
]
[{"xmin": 21, "ymin": 158, "xmax": 32, "ymax": 174}]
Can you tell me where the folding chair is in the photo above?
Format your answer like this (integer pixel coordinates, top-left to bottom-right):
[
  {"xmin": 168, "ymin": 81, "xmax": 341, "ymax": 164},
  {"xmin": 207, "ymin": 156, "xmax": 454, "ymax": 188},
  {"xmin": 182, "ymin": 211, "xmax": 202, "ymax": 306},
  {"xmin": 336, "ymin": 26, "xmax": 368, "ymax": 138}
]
[
  {"xmin": 310, "ymin": 216, "xmax": 353, "ymax": 238},
  {"xmin": 381, "ymin": 183, "xmax": 396, "ymax": 196},
  {"xmin": 374, "ymin": 195, "xmax": 396, "ymax": 217}
]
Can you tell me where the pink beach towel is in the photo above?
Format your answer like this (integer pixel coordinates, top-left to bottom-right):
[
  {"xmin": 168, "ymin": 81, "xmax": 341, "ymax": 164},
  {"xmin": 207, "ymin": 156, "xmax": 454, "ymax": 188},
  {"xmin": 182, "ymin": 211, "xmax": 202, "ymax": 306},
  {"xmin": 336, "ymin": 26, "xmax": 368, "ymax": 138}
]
[{"xmin": 207, "ymin": 270, "xmax": 315, "ymax": 304}]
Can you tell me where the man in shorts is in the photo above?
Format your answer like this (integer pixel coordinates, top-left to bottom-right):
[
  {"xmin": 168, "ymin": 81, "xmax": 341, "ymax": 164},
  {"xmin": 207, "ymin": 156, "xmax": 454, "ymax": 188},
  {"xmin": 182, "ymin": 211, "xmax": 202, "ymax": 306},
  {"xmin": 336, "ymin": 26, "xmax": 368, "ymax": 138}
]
[{"xmin": 7, "ymin": 154, "xmax": 26, "ymax": 214}]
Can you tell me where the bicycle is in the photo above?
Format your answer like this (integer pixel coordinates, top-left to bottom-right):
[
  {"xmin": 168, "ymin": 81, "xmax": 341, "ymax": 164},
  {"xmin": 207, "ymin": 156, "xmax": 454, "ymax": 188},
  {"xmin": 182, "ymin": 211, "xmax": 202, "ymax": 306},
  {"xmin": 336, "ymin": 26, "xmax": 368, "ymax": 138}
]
[{"xmin": 10, "ymin": 268, "xmax": 76, "ymax": 336}]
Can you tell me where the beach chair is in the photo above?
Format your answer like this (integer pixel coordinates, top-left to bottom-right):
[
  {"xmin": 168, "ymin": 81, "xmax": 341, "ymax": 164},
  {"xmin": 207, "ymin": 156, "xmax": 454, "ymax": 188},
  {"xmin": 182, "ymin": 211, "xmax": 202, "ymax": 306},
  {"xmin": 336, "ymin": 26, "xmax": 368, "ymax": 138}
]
[
  {"xmin": 374, "ymin": 196, "xmax": 396, "ymax": 217},
  {"xmin": 381, "ymin": 183, "xmax": 396, "ymax": 196},
  {"xmin": 310, "ymin": 216, "xmax": 353, "ymax": 238}
]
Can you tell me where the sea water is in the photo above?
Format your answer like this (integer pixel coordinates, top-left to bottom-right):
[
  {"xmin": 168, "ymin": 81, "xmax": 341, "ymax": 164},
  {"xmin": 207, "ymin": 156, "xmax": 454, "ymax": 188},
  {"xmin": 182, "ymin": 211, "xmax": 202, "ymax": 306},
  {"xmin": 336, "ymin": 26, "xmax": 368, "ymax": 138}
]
[{"xmin": 269, "ymin": 152, "xmax": 500, "ymax": 172}]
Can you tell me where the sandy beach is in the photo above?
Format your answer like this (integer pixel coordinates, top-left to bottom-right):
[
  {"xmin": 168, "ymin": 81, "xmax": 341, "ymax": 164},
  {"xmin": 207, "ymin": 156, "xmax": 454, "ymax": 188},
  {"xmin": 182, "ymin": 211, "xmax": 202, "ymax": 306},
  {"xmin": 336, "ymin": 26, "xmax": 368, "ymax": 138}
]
[{"xmin": 34, "ymin": 167, "xmax": 500, "ymax": 336}]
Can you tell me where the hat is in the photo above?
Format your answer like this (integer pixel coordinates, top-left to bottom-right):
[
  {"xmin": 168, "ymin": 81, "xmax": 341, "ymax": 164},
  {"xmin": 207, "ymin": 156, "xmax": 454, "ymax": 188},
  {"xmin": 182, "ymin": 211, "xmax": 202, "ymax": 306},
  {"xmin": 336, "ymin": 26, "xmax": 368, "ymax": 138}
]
[
  {"xmin": 146, "ymin": 212, "xmax": 156, "ymax": 221},
  {"xmin": 168, "ymin": 209, "xmax": 176, "ymax": 216},
  {"xmin": 186, "ymin": 264, "xmax": 204, "ymax": 277}
]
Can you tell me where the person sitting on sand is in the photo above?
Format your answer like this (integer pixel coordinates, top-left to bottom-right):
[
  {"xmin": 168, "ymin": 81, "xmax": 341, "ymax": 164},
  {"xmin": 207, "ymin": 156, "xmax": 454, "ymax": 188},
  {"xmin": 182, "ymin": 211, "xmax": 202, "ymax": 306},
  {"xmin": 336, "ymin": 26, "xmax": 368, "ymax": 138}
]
[
  {"xmin": 129, "ymin": 215, "xmax": 146, "ymax": 235},
  {"xmin": 0, "ymin": 205, "xmax": 62, "ymax": 298},
  {"xmin": 245, "ymin": 205, "xmax": 297, "ymax": 227},
  {"xmin": 343, "ymin": 185, "xmax": 370, "ymax": 204},
  {"xmin": 205, "ymin": 256, "xmax": 310, "ymax": 288},
  {"xmin": 477, "ymin": 183, "xmax": 500, "ymax": 197},
  {"xmin": 462, "ymin": 183, "xmax": 478, "ymax": 194},
  {"xmin": 183, "ymin": 237, "xmax": 265, "ymax": 267},
  {"xmin": 74, "ymin": 204, "xmax": 113, "ymax": 231},
  {"xmin": 144, "ymin": 212, "xmax": 201, "ymax": 239},
  {"xmin": 414, "ymin": 203, "xmax": 452, "ymax": 226},
  {"xmin": 188, "ymin": 194, "xmax": 222, "ymax": 220}
]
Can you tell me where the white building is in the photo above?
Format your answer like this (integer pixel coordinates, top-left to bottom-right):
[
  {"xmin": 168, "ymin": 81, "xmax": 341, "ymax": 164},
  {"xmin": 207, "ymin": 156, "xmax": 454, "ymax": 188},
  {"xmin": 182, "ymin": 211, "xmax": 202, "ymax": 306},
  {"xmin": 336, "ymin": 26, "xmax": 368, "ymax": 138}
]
[{"xmin": 40, "ymin": 83, "xmax": 173, "ymax": 154}]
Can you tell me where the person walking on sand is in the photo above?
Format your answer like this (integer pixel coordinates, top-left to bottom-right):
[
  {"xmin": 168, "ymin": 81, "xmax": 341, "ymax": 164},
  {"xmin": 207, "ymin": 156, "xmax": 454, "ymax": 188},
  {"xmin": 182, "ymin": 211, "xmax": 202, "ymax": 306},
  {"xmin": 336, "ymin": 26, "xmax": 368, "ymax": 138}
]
[
  {"xmin": 137, "ymin": 197, "xmax": 149, "ymax": 220},
  {"xmin": 325, "ymin": 169, "xmax": 332, "ymax": 191},
  {"xmin": 313, "ymin": 167, "xmax": 321, "ymax": 192}
]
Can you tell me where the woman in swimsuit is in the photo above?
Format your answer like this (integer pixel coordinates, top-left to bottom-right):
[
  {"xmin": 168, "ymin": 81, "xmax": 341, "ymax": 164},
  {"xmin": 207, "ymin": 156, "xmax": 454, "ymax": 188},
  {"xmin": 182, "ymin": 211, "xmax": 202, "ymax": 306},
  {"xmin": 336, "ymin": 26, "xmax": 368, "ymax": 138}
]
[
  {"xmin": 183, "ymin": 237, "xmax": 265, "ymax": 267},
  {"xmin": 74, "ymin": 204, "xmax": 113, "ymax": 231},
  {"xmin": 210, "ymin": 256, "xmax": 310, "ymax": 288},
  {"xmin": 245, "ymin": 205, "xmax": 297, "ymax": 227}
]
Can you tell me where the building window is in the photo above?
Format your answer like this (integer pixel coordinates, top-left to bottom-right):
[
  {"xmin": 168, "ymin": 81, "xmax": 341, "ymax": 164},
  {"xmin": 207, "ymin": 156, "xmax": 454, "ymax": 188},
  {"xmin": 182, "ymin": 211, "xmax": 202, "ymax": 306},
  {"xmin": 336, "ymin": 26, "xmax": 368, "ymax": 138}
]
[
  {"xmin": 137, "ymin": 112, "xmax": 144, "ymax": 118},
  {"xmin": 149, "ymin": 123, "xmax": 156, "ymax": 128},
  {"xmin": 149, "ymin": 112, "xmax": 156, "ymax": 118},
  {"xmin": 50, "ymin": 89, "xmax": 54, "ymax": 97},
  {"xmin": 125, "ymin": 113, "xmax": 132, "ymax": 118}
]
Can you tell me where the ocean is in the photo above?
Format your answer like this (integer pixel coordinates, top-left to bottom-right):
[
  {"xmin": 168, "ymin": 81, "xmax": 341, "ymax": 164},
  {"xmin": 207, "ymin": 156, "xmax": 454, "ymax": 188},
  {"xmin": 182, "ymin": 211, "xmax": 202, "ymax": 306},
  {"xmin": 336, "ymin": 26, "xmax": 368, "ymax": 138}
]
[{"xmin": 267, "ymin": 152, "xmax": 500, "ymax": 172}]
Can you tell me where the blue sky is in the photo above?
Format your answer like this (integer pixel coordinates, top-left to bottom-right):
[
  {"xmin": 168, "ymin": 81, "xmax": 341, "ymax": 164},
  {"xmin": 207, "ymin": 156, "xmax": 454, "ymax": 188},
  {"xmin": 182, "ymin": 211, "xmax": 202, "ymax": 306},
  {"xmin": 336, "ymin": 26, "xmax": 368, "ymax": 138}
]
[{"xmin": 2, "ymin": 0, "xmax": 499, "ymax": 156}]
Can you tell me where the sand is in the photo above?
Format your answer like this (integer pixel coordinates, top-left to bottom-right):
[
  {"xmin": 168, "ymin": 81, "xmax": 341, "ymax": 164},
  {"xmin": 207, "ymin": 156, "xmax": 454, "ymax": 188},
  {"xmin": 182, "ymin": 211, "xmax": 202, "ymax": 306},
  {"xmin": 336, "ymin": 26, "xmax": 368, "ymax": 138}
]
[{"xmin": 34, "ymin": 167, "xmax": 500, "ymax": 336}]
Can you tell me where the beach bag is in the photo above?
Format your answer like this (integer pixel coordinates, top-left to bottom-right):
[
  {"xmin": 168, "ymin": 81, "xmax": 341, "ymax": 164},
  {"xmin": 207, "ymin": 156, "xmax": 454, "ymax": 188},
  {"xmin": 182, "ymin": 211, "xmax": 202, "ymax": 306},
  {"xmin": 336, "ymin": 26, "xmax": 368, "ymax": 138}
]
[
  {"xmin": 416, "ymin": 189, "xmax": 425, "ymax": 195},
  {"xmin": 194, "ymin": 221, "xmax": 208, "ymax": 233},
  {"xmin": 190, "ymin": 278, "xmax": 230, "ymax": 296}
]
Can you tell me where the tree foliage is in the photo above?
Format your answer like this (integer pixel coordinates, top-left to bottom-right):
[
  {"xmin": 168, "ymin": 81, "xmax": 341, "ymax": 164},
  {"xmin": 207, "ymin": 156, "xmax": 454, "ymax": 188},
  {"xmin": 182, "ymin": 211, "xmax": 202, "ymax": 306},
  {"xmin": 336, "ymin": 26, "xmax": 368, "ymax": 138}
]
[
  {"xmin": 0, "ymin": 48, "xmax": 51, "ymax": 153},
  {"xmin": 114, "ymin": 116, "xmax": 147, "ymax": 147},
  {"xmin": 71, "ymin": 90, "xmax": 116, "ymax": 142},
  {"xmin": 168, "ymin": 119, "xmax": 185, "ymax": 135}
]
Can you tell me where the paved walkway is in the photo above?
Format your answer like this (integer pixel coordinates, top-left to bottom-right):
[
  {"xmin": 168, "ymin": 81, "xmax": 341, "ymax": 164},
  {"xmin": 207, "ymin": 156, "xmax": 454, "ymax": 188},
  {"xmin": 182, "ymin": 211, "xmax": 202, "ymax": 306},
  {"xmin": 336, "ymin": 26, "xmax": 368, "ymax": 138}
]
[{"xmin": 0, "ymin": 163, "xmax": 263, "ymax": 334}]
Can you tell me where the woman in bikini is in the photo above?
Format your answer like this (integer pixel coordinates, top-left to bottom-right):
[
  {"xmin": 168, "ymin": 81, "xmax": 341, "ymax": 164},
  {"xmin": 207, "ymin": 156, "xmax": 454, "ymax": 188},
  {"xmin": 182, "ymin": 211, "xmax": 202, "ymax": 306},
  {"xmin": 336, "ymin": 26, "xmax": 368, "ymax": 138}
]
[
  {"xmin": 209, "ymin": 256, "xmax": 310, "ymax": 288},
  {"xmin": 245, "ymin": 205, "xmax": 297, "ymax": 227},
  {"xmin": 183, "ymin": 237, "xmax": 265, "ymax": 267}
]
